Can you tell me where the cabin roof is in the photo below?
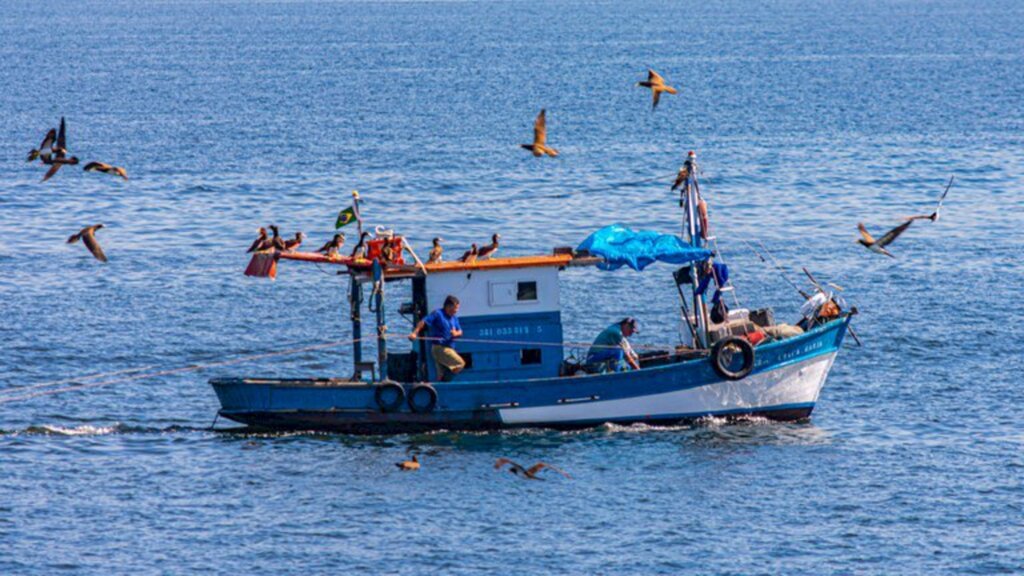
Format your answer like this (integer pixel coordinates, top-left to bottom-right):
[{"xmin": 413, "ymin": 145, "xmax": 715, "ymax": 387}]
[{"xmin": 276, "ymin": 251, "xmax": 599, "ymax": 279}]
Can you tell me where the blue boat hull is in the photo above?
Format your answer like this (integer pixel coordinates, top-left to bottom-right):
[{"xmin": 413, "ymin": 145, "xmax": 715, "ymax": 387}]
[{"xmin": 211, "ymin": 317, "xmax": 849, "ymax": 434}]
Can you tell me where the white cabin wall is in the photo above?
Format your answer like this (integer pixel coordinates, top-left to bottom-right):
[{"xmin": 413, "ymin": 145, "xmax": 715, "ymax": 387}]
[{"xmin": 425, "ymin": 266, "xmax": 561, "ymax": 317}]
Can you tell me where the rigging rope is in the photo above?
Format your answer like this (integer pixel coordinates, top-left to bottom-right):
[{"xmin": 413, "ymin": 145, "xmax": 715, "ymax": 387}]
[{"xmin": 0, "ymin": 337, "xmax": 368, "ymax": 406}]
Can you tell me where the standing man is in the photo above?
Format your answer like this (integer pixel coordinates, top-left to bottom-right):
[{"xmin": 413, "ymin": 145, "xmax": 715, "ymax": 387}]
[
  {"xmin": 409, "ymin": 295, "xmax": 465, "ymax": 381},
  {"xmin": 585, "ymin": 317, "xmax": 641, "ymax": 372}
]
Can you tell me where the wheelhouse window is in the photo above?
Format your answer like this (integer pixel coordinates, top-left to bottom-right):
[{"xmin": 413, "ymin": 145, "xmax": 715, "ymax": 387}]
[
  {"xmin": 517, "ymin": 281, "xmax": 538, "ymax": 301},
  {"xmin": 520, "ymin": 349, "xmax": 542, "ymax": 365}
]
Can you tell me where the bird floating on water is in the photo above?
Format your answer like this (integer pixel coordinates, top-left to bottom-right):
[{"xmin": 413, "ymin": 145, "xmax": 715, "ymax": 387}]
[
  {"xmin": 459, "ymin": 243, "xmax": 478, "ymax": 264},
  {"xmin": 521, "ymin": 109, "xmax": 559, "ymax": 157},
  {"xmin": 494, "ymin": 458, "xmax": 571, "ymax": 480},
  {"xmin": 40, "ymin": 118, "xmax": 79, "ymax": 182},
  {"xmin": 857, "ymin": 220, "xmax": 914, "ymax": 258},
  {"xmin": 83, "ymin": 162, "xmax": 128, "ymax": 181},
  {"xmin": 67, "ymin": 224, "xmax": 108, "ymax": 262},
  {"xmin": 905, "ymin": 176, "xmax": 955, "ymax": 223},
  {"xmin": 396, "ymin": 455, "xmax": 420, "ymax": 471},
  {"xmin": 316, "ymin": 233, "xmax": 345, "ymax": 257},
  {"xmin": 426, "ymin": 237, "xmax": 443, "ymax": 264},
  {"xmin": 477, "ymin": 234, "xmax": 500, "ymax": 260},
  {"xmin": 636, "ymin": 69, "xmax": 678, "ymax": 110}
]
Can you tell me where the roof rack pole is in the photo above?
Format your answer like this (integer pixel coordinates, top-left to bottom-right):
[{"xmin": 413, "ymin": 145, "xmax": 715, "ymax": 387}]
[
  {"xmin": 350, "ymin": 274, "xmax": 364, "ymax": 379},
  {"xmin": 372, "ymin": 259, "xmax": 388, "ymax": 382}
]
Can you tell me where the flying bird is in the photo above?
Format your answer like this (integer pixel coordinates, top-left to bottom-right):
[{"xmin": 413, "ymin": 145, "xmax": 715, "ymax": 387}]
[
  {"xmin": 283, "ymin": 232, "xmax": 306, "ymax": 252},
  {"xmin": 477, "ymin": 234, "xmax": 500, "ymax": 260},
  {"xmin": 40, "ymin": 118, "xmax": 79, "ymax": 182},
  {"xmin": 520, "ymin": 109, "xmax": 559, "ymax": 157},
  {"xmin": 426, "ymin": 237, "xmax": 443, "ymax": 264},
  {"xmin": 636, "ymin": 69, "xmax": 678, "ymax": 110},
  {"xmin": 350, "ymin": 231, "xmax": 371, "ymax": 259},
  {"xmin": 247, "ymin": 228, "xmax": 269, "ymax": 253},
  {"xmin": 396, "ymin": 455, "xmax": 420, "ymax": 471},
  {"xmin": 27, "ymin": 127, "xmax": 57, "ymax": 162},
  {"xmin": 83, "ymin": 162, "xmax": 128, "ymax": 180},
  {"xmin": 494, "ymin": 458, "xmax": 571, "ymax": 480},
  {"xmin": 905, "ymin": 176, "xmax": 955, "ymax": 223},
  {"xmin": 316, "ymin": 233, "xmax": 345, "ymax": 257},
  {"xmin": 857, "ymin": 220, "xmax": 914, "ymax": 258},
  {"xmin": 459, "ymin": 243, "xmax": 478, "ymax": 264},
  {"xmin": 268, "ymin": 225, "xmax": 287, "ymax": 251},
  {"xmin": 67, "ymin": 224, "xmax": 108, "ymax": 262}
]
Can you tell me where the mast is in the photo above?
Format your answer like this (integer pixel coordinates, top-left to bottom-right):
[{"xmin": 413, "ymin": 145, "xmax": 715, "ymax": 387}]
[
  {"xmin": 350, "ymin": 274, "xmax": 364, "ymax": 377},
  {"xmin": 682, "ymin": 153, "xmax": 709, "ymax": 349}
]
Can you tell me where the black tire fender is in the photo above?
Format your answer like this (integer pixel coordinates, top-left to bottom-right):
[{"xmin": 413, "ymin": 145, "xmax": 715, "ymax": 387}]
[
  {"xmin": 408, "ymin": 384, "xmax": 438, "ymax": 413},
  {"xmin": 710, "ymin": 336, "xmax": 755, "ymax": 380},
  {"xmin": 374, "ymin": 382, "xmax": 406, "ymax": 412}
]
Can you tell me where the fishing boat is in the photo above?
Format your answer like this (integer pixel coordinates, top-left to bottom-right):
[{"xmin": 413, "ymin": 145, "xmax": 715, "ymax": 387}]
[{"xmin": 212, "ymin": 171, "xmax": 854, "ymax": 434}]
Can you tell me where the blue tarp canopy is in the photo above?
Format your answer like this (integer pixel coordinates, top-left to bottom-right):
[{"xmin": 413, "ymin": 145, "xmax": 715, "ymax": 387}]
[{"xmin": 577, "ymin": 224, "xmax": 712, "ymax": 271}]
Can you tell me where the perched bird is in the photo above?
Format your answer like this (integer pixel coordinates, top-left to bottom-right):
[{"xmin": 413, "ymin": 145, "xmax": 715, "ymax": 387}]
[
  {"xmin": 350, "ymin": 231, "xmax": 371, "ymax": 259},
  {"xmin": 396, "ymin": 455, "xmax": 420, "ymax": 471},
  {"xmin": 247, "ymin": 227, "xmax": 269, "ymax": 253},
  {"xmin": 672, "ymin": 151, "xmax": 699, "ymax": 191},
  {"xmin": 905, "ymin": 176, "xmax": 955, "ymax": 223},
  {"xmin": 636, "ymin": 69, "xmax": 678, "ymax": 110},
  {"xmin": 40, "ymin": 118, "xmax": 79, "ymax": 182},
  {"xmin": 283, "ymin": 232, "xmax": 306, "ymax": 252},
  {"xmin": 477, "ymin": 234, "xmax": 500, "ymax": 260},
  {"xmin": 27, "ymin": 127, "xmax": 57, "ymax": 162},
  {"xmin": 520, "ymin": 109, "xmax": 559, "ymax": 157},
  {"xmin": 83, "ymin": 162, "xmax": 128, "ymax": 180},
  {"xmin": 459, "ymin": 243, "xmax": 478, "ymax": 264},
  {"xmin": 494, "ymin": 458, "xmax": 571, "ymax": 480},
  {"xmin": 426, "ymin": 237, "xmax": 443, "ymax": 264},
  {"xmin": 268, "ymin": 225, "xmax": 287, "ymax": 251},
  {"xmin": 316, "ymin": 233, "xmax": 346, "ymax": 257},
  {"xmin": 857, "ymin": 221, "xmax": 914, "ymax": 258},
  {"xmin": 66, "ymin": 224, "xmax": 108, "ymax": 262}
]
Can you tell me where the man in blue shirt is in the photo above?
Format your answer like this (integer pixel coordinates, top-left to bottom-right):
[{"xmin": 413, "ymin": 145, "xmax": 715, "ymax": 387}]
[
  {"xmin": 409, "ymin": 295, "xmax": 465, "ymax": 381},
  {"xmin": 585, "ymin": 317, "xmax": 641, "ymax": 372}
]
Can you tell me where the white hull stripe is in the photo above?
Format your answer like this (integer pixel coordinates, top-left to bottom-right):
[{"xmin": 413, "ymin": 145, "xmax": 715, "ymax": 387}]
[{"xmin": 498, "ymin": 352, "xmax": 837, "ymax": 424}]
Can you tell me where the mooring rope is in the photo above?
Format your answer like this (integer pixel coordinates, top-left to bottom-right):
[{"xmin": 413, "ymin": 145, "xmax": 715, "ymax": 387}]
[{"xmin": 0, "ymin": 364, "xmax": 160, "ymax": 398}]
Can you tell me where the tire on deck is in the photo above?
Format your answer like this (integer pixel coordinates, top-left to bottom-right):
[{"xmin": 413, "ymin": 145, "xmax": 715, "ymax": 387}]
[
  {"xmin": 374, "ymin": 382, "xmax": 406, "ymax": 412},
  {"xmin": 710, "ymin": 336, "xmax": 755, "ymax": 380},
  {"xmin": 408, "ymin": 384, "xmax": 438, "ymax": 413}
]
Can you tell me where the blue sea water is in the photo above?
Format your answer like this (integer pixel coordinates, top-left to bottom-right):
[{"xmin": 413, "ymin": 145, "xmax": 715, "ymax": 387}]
[{"xmin": 2, "ymin": 0, "xmax": 1023, "ymax": 573}]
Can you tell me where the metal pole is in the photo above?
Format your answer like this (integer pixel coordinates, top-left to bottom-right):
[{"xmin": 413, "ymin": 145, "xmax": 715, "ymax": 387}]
[
  {"xmin": 352, "ymin": 189, "xmax": 363, "ymax": 238},
  {"xmin": 372, "ymin": 260, "xmax": 388, "ymax": 382},
  {"xmin": 684, "ymin": 170, "xmax": 709, "ymax": 349},
  {"xmin": 350, "ymin": 274, "xmax": 363, "ymax": 372}
]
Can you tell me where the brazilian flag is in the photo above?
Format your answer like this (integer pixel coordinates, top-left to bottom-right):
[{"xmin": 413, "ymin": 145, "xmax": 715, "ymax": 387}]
[{"xmin": 336, "ymin": 206, "xmax": 357, "ymax": 229}]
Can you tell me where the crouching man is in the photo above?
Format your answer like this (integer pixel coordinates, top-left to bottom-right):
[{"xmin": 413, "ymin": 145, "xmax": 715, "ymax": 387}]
[{"xmin": 585, "ymin": 317, "xmax": 641, "ymax": 373}]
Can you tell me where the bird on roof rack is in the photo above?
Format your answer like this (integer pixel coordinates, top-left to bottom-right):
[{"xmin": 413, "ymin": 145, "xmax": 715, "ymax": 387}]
[
  {"xmin": 477, "ymin": 234, "xmax": 500, "ymax": 260},
  {"xmin": 427, "ymin": 237, "xmax": 443, "ymax": 264},
  {"xmin": 316, "ymin": 233, "xmax": 345, "ymax": 257},
  {"xmin": 459, "ymin": 243, "xmax": 478, "ymax": 264},
  {"xmin": 247, "ymin": 228, "xmax": 269, "ymax": 253}
]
